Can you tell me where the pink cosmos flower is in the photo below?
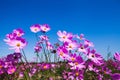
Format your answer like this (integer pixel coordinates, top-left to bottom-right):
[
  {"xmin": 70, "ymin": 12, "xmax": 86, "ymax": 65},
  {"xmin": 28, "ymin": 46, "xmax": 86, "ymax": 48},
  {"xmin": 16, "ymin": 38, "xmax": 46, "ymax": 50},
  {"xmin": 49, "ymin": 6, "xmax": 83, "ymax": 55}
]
[
  {"xmin": 30, "ymin": 68, "xmax": 37, "ymax": 74},
  {"xmin": 41, "ymin": 24, "xmax": 50, "ymax": 32},
  {"xmin": 57, "ymin": 47, "xmax": 69, "ymax": 60},
  {"xmin": 41, "ymin": 63, "xmax": 51, "ymax": 70},
  {"xmin": 34, "ymin": 45, "xmax": 42, "ymax": 53},
  {"xmin": 46, "ymin": 41, "xmax": 53, "ymax": 50},
  {"xmin": 73, "ymin": 69, "xmax": 84, "ymax": 80},
  {"xmin": 87, "ymin": 49, "xmax": 103, "ymax": 65},
  {"xmin": 62, "ymin": 71, "xmax": 73, "ymax": 80},
  {"xmin": 84, "ymin": 40, "xmax": 94, "ymax": 47},
  {"xmin": 97, "ymin": 74, "xmax": 103, "ymax": 80},
  {"xmin": 7, "ymin": 67, "xmax": 16, "ymax": 74},
  {"xmin": 114, "ymin": 52, "xmax": 120, "ymax": 62},
  {"xmin": 69, "ymin": 61, "xmax": 85, "ymax": 70},
  {"xmin": 30, "ymin": 24, "xmax": 41, "ymax": 33},
  {"xmin": 88, "ymin": 63, "xmax": 96, "ymax": 71},
  {"xmin": 64, "ymin": 41, "xmax": 77, "ymax": 51},
  {"xmin": 111, "ymin": 73, "xmax": 120, "ymax": 80},
  {"xmin": 69, "ymin": 56, "xmax": 85, "ymax": 70},
  {"xmin": 5, "ymin": 38, "xmax": 27, "ymax": 52},
  {"xmin": 13, "ymin": 28, "xmax": 24, "ymax": 37},
  {"xmin": 39, "ymin": 35, "xmax": 49, "ymax": 41},
  {"xmin": 4, "ymin": 33, "xmax": 17, "ymax": 43},
  {"xmin": 78, "ymin": 43, "xmax": 88, "ymax": 54},
  {"xmin": 76, "ymin": 34, "xmax": 85, "ymax": 40},
  {"xmin": 57, "ymin": 31, "xmax": 73, "ymax": 42},
  {"xmin": 68, "ymin": 54, "xmax": 77, "ymax": 62},
  {"xmin": 101, "ymin": 66, "xmax": 112, "ymax": 75},
  {"xmin": 19, "ymin": 72, "xmax": 24, "ymax": 78},
  {"xmin": 5, "ymin": 29, "xmax": 24, "ymax": 41},
  {"xmin": 0, "ymin": 70, "xmax": 3, "ymax": 75}
]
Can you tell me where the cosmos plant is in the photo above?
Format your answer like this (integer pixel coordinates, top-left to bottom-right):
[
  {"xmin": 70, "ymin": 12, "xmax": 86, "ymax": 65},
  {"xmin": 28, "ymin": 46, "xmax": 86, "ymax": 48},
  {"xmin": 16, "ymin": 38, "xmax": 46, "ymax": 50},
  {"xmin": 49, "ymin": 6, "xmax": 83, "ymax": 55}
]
[{"xmin": 0, "ymin": 24, "xmax": 120, "ymax": 80}]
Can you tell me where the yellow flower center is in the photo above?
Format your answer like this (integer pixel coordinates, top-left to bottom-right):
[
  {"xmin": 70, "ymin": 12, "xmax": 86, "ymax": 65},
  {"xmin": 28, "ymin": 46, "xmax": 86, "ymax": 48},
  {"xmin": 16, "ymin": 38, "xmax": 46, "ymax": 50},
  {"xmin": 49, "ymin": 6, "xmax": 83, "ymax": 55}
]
[
  {"xmin": 17, "ymin": 33, "xmax": 21, "ymax": 37},
  {"xmin": 43, "ymin": 66, "xmax": 47, "ymax": 69},
  {"xmin": 104, "ymin": 71, "xmax": 106, "ymax": 74},
  {"xmin": 63, "ymin": 36, "xmax": 66, "ymax": 39},
  {"xmin": 71, "ymin": 57, "xmax": 75, "ymax": 61},
  {"xmin": 75, "ymin": 72, "xmax": 79, "ymax": 76},
  {"xmin": 0, "ymin": 65, "xmax": 2, "ymax": 69},
  {"xmin": 60, "ymin": 51, "xmax": 63, "ymax": 56},
  {"xmin": 34, "ymin": 28, "xmax": 38, "ymax": 31},
  {"xmin": 16, "ymin": 43, "xmax": 21, "ymax": 47},
  {"xmin": 44, "ymin": 27, "xmax": 47, "ymax": 31},
  {"xmin": 75, "ymin": 62, "xmax": 78, "ymax": 65},
  {"xmin": 69, "ymin": 45, "xmax": 72, "ymax": 48},
  {"xmin": 10, "ymin": 68, "xmax": 15, "ymax": 73}
]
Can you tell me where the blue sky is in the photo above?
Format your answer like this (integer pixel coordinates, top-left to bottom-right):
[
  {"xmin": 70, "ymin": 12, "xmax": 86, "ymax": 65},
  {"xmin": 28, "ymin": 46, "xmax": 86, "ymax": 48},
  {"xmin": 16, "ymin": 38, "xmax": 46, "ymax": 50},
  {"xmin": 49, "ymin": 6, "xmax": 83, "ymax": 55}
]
[{"xmin": 0, "ymin": 0, "xmax": 120, "ymax": 60}]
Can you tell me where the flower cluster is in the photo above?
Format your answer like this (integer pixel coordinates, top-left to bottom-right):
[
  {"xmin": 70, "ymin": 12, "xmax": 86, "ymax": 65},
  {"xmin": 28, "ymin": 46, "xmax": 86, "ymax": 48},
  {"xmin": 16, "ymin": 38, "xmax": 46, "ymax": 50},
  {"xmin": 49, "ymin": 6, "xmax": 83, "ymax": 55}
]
[
  {"xmin": 30, "ymin": 24, "xmax": 50, "ymax": 33},
  {"xmin": 4, "ymin": 29, "xmax": 27, "ymax": 52},
  {"xmin": 0, "ymin": 23, "xmax": 120, "ymax": 80},
  {"xmin": 0, "ymin": 53, "xmax": 21, "ymax": 75},
  {"xmin": 30, "ymin": 24, "xmax": 53, "ymax": 62}
]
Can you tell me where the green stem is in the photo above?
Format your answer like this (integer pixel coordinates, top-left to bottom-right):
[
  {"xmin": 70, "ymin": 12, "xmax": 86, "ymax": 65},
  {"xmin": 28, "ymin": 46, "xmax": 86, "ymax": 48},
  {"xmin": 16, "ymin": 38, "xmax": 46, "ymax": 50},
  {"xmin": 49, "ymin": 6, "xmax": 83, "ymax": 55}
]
[{"xmin": 20, "ymin": 58, "xmax": 28, "ymax": 80}]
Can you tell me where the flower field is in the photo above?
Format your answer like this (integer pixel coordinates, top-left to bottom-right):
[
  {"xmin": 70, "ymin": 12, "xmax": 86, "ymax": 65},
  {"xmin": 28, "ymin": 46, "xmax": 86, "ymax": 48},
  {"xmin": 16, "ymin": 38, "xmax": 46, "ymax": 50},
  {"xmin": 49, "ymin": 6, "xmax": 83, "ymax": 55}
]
[{"xmin": 0, "ymin": 24, "xmax": 120, "ymax": 80}]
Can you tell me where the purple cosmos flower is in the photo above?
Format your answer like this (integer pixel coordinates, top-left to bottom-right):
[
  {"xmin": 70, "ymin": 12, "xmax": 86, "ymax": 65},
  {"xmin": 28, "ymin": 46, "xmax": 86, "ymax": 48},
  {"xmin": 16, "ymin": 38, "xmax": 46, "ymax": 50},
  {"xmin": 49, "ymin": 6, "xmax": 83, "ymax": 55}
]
[
  {"xmin": 0, "ymin": 60, "xmax": 4, "ymax": 73},
  {"xmin": 30, "ymin": 24, "xmax": 41, "ymax": 33},
  {"xmin": 46, "ymin": 41, "xmax": 53, "ymax": 50},
  {"xmin": 87, "ymin": 49, "xmax": 103, "ymax": 65},
  {"xmin": 19, "ymin": 72, "xmax": 24, "ymax": 78},
  {"xmin": 6, "ymin": 54, "xmax": 14, "ymax": 61},
  {"xmin": 0, "ymin": 53, "xmax": 21, "ymax": 75},
  {"xmin": 7, "ymin": 66, "xmax": 16, "ymax": 74},
  {"xmin": 86, "ymin": 61, "xmax": 100, "ymax": 73},
  {"xmin": 68, "ymin": 56, "xmax": 85, "ymax": 70},
  {"xmin": 0, "ymin": 70, "xmax": 3, "ymax": 75},
  {"xmin": 34, "ymin": 45, "xmax": 42, "ymax": 53},
  {"xmin": 101, "ymin": 66, "xmax": 112, "ymax": 75},
  {"xmin": 84, "ymin": 40, "xmax": 94, "ymax": 47},
  {"xmin": 0, "ymin": 65, "xmax": 4, "ymax": 75},
  {"xmin": 5, "ymin": 33, "xmax": 17, "ymax": 40},
  {"xmin": 41, "ymin": 63, "xmax": 51, "ymax": 70},
  {"xmin": 39, "ymin": 35, "xmax": 49, "ymax": 41},
  {"xmin": 6, "ymin": 53, "xmax": 21, "ymax": 62},
  {"xmin": 5, "ymin": 29, "xmax": 24, "ymax": 42},
  {"xmin": 68, "ymin": 61, "xmax": 85, "ymax": 70},
  {"xmin": 97, "ymin": 74, "xmax": 103, "ymax": 80},
  {"xmin": 41, "ymin": 24, "xmax": 50, "ymax": 32},
  {"xmin": 57, "ymin": 30, "xmax": 73, "ymax": 42},
  {"xmin": 73, "ymin": 69, "xmax": 84, "ymax": 80},
  {"xmin": 4, "ymin": 33, "xmax": 17, "ymax": 45},
  {"xmin": 57, "ymin": 47, "xmax": 69, "ymax": 60},
  {"xmin": 68, "ymin": 53, "xmax": 77, "ymax": 62},
  {"xmin": 62, "ymin": 71, "xmax": 73, "ymax": 80},
  {"xmin": 111, "ymin": 73, "xmax": 120, "ymax": 80},
  {"xmin": 77, "ymin": 43, "xmax": 88, "ymax": 54},
  {"xmin": 64, "ymin": 41, "xmax": 77, "ymax": 51},
  {"xmin": 13, "ymin": 28, "xmax": 24, "ymax": 37},
  {"xmin": 28, "ymin": 68, "xmax": 37, "ymax": 77},
  {"xmin": 4, "ymin": 29, "xmax": 27, "ymax": 52},
  {"xmin": 76, "ymin": 33, "xmax": 85, "ymax": 40},
  {"xmin": 114, "ymin": 52, "xmax": 120, "ymax": 62},
  {"xmin": 13, "ymin": 52, "xmax": 22, "ymax": 59}
]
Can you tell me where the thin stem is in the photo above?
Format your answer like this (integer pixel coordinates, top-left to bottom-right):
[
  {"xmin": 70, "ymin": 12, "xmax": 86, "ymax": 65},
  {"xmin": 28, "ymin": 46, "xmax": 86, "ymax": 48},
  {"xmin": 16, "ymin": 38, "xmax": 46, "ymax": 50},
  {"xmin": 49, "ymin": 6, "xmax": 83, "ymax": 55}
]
[
  {"xmin": 41, "ymin": 43, "xmax": 48, "ymax": 62},
  {"xmin": 21, "ymin": 49, "xmax": 31, "ymax": 80},
  {"xmin": 35, "ymin": 33, "xmax": 42, "ymax": 62}
]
